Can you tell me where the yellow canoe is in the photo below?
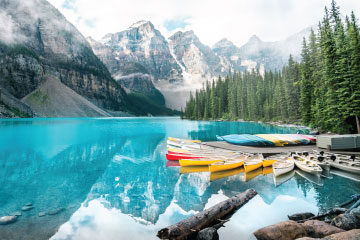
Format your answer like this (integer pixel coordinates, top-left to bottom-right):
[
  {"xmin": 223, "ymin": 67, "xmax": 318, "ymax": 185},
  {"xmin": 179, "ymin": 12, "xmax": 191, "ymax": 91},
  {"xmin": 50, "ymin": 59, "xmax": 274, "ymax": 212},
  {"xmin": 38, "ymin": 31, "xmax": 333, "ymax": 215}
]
[
  {"xmin": 262, "ymin": 166, "xmax": 274, "ymax": 175},
  {"xmin": 244, "ymin": 168, "xmax": 262, "ymax": 182},
  {"xmin": 272, "ymin": 134, "xmax": 301, "ymax": 144},
  {"xmin": 180, "ymin": 166, "xmax": 209, "ymax": 174},
  {"xmin": 256, "ymin": 134, "xmax": 287, "ymax": 147},
  {"xmin": 244, "ymin": 160, "xmax": 263, "ymax": 173},
  {"xmin": 168, "ymin": 137, "xmax": 201, "ymax": 143},
  {"xmin": 179, "ymin": 159, "xmax": 222, "ymax": 166},
  {"xmin": 210, "ymin": 167, "xmax": 244, "ymax": 181},
  {"xmin": 209, "ymin": 160, "xmax": 244, "ymax": 173},
  {"xmin": 262, "ymin": 159, "xmax": 278, "ymax": 168}
]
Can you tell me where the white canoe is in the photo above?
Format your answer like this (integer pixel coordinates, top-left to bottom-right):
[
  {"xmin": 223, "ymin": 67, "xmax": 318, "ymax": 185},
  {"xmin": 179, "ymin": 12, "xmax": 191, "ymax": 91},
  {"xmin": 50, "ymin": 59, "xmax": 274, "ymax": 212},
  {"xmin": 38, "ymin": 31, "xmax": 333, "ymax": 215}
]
[
  {"xmin": 306, "ymin": 155, "xmax": 331, "ymax": 171},
  {"xmin": 293, "ymin": 155, "xmax": 323, "ymax": 176},
  {"xmin": 273, "ymin": 160, "xmax": 295, "ymax": 177},
  {"xmin": 328, "ymin": 159, "xmax": 360, "ymax": 174}
]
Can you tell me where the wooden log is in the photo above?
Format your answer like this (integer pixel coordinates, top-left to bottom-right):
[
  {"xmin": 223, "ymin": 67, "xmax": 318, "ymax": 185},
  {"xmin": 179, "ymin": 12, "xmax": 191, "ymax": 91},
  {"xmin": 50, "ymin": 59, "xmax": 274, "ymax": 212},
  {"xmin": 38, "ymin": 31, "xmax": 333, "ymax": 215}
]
[{"xmin": 157, "ymin": 188, "xmax": 257, "ymax": 240}]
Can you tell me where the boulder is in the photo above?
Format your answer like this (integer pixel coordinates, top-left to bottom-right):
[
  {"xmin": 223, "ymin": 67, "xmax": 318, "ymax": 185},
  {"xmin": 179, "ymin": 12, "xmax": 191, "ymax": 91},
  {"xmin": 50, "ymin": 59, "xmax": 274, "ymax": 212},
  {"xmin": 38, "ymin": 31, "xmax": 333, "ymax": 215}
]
[
  {"xmin": 324, "ymin": 229, "xmax": 360, "ymax": 240},
  {"xmin": 295, "ymin": 238, "xmax": 320, "ymax": 240},
  {"xmin": 288, "ymin": 212, "xmax": 315, "ymax": 221},
  {"xmin": 47, "ymin": 207, "xmax": 65, "ymax": 215},
  {"xmin": 196, "ymin": 227, "xmax": 219, "ymax": 240},
  {"xmin": 331, "ymin": 213, "xmax": 360, "ymax": 230},
  {"xmin": 25, "ymin": 203, "xmax": 33, "ymax": 207},
  {"xmin": 253, "ymin": 220, "xmax": 306, "ymax": 240},
  {"xmin": 302, "ymin": 220, "xmax": 344, "ymax": 238},
  {"xmin": 38, "ymin": 212, "xmax": 46, "ymax": 217},
  {"xmin": 21, "ymin": 206, "xmax": 34, "ymax": 211},
  {"xmin": 9, "ymin": 212, "xmax": 22, "ymax": 216},
  {"xmin": 350, "ymin": 207, "xmax": 360, "ymax": 219},
  {"xmin": 0, "ymin": 216, "xmax": 17, "ymax": 225}
]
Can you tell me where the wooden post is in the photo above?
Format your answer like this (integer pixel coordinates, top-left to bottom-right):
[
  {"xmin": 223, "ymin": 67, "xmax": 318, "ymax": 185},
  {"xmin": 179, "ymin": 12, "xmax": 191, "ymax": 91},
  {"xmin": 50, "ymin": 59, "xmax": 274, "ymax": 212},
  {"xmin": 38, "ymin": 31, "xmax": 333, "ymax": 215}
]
[{"xmin": 157, "ymin": 188, "xmax": 257, "ymax": 240}]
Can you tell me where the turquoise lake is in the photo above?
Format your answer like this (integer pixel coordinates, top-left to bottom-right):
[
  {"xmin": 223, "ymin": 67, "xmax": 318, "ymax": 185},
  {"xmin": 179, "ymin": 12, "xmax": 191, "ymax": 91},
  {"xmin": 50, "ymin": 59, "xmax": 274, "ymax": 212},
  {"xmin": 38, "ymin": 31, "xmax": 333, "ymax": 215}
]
[{"xmin": 0, "ymin": 117, "xmax": 359, "ymax": 240}]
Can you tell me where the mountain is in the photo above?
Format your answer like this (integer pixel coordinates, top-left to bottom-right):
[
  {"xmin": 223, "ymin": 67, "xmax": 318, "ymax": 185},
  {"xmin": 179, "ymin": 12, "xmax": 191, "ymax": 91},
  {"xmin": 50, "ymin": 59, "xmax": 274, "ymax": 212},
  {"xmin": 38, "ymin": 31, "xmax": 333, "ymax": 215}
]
[
  {"xmin": 98, "ymin": 20, "xmax": 183, "ymax": 83},
  {"xmin": 0, "ymin": 0, "xmax": 135, "ymax": 118},
  {"xmin": 238, "ymin": 27, "xmax": 314, "ymax": 71},
  {"xmin": 89, "ymin": 20, "xmax": 313, "ymax": 110}
]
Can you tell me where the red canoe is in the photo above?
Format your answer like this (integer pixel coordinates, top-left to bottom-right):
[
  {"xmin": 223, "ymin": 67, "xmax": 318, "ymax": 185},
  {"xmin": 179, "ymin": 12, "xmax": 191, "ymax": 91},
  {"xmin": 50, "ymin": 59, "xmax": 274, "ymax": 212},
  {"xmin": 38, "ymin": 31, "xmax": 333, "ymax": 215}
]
[
  {"xmin": 166, "ymin": 154, "xmax": 204, "ymax": 161},
  {"xmin": 300, "ymin": 135, "xmax": 316, "ymax": 143}
]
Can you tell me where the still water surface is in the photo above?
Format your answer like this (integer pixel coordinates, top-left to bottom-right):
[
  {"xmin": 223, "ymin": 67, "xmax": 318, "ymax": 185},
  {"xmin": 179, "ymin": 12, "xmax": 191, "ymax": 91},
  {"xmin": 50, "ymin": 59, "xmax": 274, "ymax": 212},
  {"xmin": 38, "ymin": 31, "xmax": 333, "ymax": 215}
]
[{"xmin": 0, "ymin": 117, "xmax": 359, "ymax": 240}]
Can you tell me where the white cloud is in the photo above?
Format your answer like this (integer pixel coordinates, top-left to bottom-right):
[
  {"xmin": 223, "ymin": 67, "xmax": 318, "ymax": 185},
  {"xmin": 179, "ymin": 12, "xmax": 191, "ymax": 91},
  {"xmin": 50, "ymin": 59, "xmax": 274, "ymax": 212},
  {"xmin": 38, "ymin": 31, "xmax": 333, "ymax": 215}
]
[{"xmin": 48, "ymin": 0, "xmax": 360, "ymax": 47}]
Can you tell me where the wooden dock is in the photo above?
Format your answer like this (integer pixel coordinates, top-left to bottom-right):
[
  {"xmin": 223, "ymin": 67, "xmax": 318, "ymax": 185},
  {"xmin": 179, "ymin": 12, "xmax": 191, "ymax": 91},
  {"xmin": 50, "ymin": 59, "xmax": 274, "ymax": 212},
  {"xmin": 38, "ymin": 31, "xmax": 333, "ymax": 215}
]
[{"xmin": 206, "ymin": 141, "xmax": 360, "ymax": 157}]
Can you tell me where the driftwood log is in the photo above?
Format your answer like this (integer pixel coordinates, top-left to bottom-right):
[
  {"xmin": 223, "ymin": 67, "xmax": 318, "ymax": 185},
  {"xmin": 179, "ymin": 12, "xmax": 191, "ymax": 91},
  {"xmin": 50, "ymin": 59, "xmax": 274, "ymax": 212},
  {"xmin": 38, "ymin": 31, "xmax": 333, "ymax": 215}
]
[{"xmin": 157, "ymin": 188, "xmax": 257, "ymax": 240}]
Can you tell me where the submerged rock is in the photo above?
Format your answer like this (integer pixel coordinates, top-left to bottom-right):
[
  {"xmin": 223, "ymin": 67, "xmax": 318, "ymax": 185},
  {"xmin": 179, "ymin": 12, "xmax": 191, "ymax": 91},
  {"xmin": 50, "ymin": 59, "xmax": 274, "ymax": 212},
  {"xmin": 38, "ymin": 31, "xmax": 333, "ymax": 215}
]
[
  {"xmin": 288, "ymin": 212, "xmax": 315, "ymax": 221},
  {"xmin": 21, "ymin": 206, "xmax": 34, "ymax": 211},
  {"xmin": 9, "ymin": 212, "xmax": 22, "ymax": 217},
  {"xmin": 253, "ymin": 220, "xmax": 306, "ymax": 240},
  {"xmin": 302, "ymin": 220, "xmax": 344, "ymax": 238},
  {"xmin": 38, "ymin": 212, "xmax": 46, "ymax": 217},
  {"xmin": 0, "ymin": 216, "xmax": 17, "ymax": 225},
  {"xmin": 324, "ymin": 229, "xmax": 360, "ymax": 240},
  {"xmin": 331, "ymin": 213, "xmax": 360, "ymax": 230},
  {"xmin": 196, "ymin": 227, "xmax": 219, "ymax": 240},
  {"xmin": 48, "ymin": 208, "xmax": 65, "ymax": 215},
  {"xmin": 25, "ymin": 203, "xmax": 33, "ymax": 207}
]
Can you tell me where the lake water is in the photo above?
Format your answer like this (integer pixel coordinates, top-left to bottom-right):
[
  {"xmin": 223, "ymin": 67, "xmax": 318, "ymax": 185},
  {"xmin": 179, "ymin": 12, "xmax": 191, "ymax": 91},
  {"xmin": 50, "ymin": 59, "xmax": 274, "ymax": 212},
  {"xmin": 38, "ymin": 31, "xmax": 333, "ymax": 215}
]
[{"xmin": 0, "ymin": 117, "xmax": 359, "ymax": 240}]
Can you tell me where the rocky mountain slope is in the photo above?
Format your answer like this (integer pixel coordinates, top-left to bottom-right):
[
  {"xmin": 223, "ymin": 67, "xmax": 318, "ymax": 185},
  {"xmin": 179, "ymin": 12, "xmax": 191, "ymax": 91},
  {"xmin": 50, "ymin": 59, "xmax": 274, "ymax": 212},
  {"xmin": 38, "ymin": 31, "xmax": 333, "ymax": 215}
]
[
  {"xmin": 90, "ymin": 21, "xmax": 312, "ymax": 109},
  {"xmin": 0, "ymin": 0, "xmax": 171, "ymax": 118}
]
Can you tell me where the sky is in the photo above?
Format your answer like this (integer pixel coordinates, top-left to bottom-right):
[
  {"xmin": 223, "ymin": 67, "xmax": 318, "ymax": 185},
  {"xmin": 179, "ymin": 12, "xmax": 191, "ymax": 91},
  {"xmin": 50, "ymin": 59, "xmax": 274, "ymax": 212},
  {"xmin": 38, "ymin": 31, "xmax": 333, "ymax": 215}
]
[{"xmin": 48, "ymin": 0, "xmax": 360, "ymax": 47}]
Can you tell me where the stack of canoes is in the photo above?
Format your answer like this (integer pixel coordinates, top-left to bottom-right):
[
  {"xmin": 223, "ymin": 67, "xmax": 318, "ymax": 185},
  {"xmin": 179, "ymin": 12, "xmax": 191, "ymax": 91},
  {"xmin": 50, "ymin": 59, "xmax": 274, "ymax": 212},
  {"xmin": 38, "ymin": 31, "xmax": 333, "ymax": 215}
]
[
  {"xmin": 216, "ymin": 134, "xmax": 316, "ymax": 147},
  {"xmin": 166, "ymin": 138, "xmax": 360, "ymax": 186},
  {"xmin": 166, "ymin": 137, "xmax": 279, "ymax": 174}
]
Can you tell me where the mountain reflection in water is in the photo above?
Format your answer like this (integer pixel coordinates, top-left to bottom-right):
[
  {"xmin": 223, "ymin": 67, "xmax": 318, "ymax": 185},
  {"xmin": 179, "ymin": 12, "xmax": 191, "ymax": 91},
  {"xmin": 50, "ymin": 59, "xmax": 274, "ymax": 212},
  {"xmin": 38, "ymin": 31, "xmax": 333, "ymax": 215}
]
[{"xmin": 0, "ymin": 117, "xmax": 358, "ymax": 240}]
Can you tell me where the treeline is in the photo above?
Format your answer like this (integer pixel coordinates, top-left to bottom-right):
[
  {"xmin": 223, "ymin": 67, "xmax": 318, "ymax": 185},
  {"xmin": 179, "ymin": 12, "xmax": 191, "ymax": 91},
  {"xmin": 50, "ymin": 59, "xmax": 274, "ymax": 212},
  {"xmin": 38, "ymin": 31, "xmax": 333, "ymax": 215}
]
[{"xmin": 183, "ymin": 0, "xmax": 360, "ymax": 134}]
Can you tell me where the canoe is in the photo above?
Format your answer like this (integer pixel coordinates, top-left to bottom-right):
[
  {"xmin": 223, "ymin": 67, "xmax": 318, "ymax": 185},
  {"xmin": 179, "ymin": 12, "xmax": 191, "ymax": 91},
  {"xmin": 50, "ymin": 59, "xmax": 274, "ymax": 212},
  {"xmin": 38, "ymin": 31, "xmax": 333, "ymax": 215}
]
[
  {"xmin": 219, "ymin": 134, "xmax": 265, "ymax": 146},
  {"xmin": 166, "ymin": 154, "xmax": 205, "ymax": 161},
  {"xmin": 168, "ymin": 137, "xmax": 201, "ymax": 143},
  {"xmin": 327, "ymin": 159, "xmax": 360, "ymax": 174},
  {"xmin": 244, "ymin": 154, "xmax": 264, "ymax": 173},
  {"xmin": 256, "ymin": 134, "xmax": 287, "ymax": 147},
  {"xmin": 306, "ymin": 155, "xmax": 331, "ymax": 171},
  {"xmin": 244, "ymin": 160, "xmax": 263, "ymax": 173},
  {"xmin": 271, "ymin": 134, "xmax": 299, "ymax": 145},
  {"xmin": 262, "ymin": 159, "xmax": 278, "ymax": 168},
  {"xmin": 300, "ymin": 135, "xmax": 317, "ymax": 143},
  {"xmin": 293, "ymin": 155, "xmax": 323, "ymax": 176},
  {"xmin": 180, "ymin": 166, "xmax": 209, "ymax": 174},
  {"xmin": 286, "ymin": 134, "xmax": 310, "ymax": 145},
  {"xmin": 209, "ymin": 158, "xmax": 245, "ymax": 173},
  {"xmin": 216, "ymin": 135, "xmax": 224, "ymax": 141},
  {"xmin": 210, "ymin": 167, "xmax": 244, "ymax": 181},
  {"xmin": 167, "ymin": 140, "xmax": 206, "ymax": 149},
  {"xmin": 273, "ymin": 160, "xmax": 294, "ymax": 177},
  {"xmin": 244, "ymin": 168, "xmax": 263, "ymax": 182},
  {"xmin": 242, "ymin": 134, "xmax": 275, "ymax": 146},
  {"xmin": 179, "ymin": 159, "xmax": 223, "ymax": 166},
  {"xmin": 262, "ymin": 166, "xmax": 273, "ymax": 175}
]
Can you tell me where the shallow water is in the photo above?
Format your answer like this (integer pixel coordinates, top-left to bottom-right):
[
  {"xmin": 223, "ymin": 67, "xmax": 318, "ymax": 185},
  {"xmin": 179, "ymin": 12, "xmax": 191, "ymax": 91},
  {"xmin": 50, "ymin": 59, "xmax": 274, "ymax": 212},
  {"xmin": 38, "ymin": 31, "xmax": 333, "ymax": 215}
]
[{"xmin": 0, "ymin": 117, "xmax": 358, "ymax": 240}]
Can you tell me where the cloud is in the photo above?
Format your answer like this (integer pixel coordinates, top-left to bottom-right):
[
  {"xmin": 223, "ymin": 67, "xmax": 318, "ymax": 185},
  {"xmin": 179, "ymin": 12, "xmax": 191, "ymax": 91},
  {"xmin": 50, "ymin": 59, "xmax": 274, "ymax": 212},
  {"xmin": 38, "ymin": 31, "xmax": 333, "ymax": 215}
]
[{"xmin": 48, "ymin": 0, "xmax": 360, "ymax": 47}]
